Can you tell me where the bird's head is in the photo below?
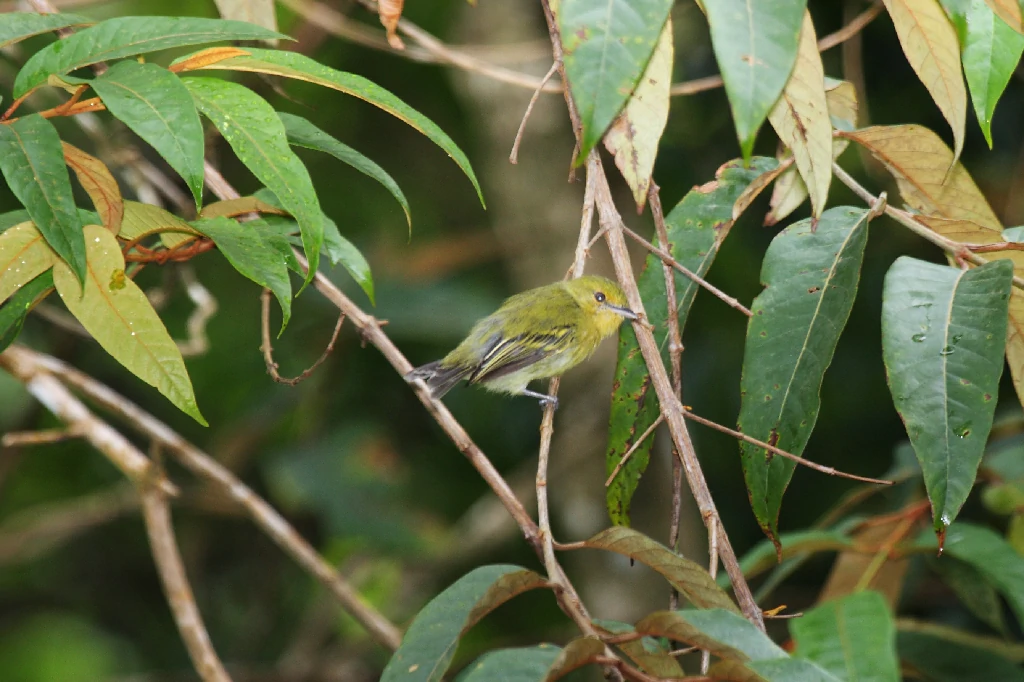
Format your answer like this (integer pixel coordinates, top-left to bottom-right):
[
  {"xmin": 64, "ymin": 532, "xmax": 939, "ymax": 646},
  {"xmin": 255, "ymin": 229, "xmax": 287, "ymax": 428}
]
[{"xmin": 566, "ymin": 275, "xmax": 638, "ymax": 338}]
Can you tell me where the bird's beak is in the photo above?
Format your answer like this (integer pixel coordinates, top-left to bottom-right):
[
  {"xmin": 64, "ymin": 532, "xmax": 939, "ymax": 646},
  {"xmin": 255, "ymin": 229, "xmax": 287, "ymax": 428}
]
[{"xmin": 603, "ymin": 303, "xmax": 638, "ymax": 320}]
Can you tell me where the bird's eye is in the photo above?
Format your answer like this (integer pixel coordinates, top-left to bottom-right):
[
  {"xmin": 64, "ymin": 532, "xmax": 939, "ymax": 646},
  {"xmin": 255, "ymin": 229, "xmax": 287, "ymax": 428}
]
[{"xmin": 594, "ymin": 292, "xmax": 606, "ymax": 303}]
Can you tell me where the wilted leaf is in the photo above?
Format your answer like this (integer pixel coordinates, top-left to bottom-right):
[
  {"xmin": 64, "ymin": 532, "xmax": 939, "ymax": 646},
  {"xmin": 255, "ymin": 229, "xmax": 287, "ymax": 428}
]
[
  {"xmin": 381, "ymin": 565, "xmax": 548, "ymax": 682},
  {"xmin": 378, "ymin": 0, "xmax": 406, "ymax": 49},
  {"xmin": 882, "ymin": 258, "xmax": 1012, "ymax": 531},
  {"xmin": 582, "ymin": 527, "xmax": 739, "ymax": 612},
  {"xmin": 704, "ymin": 0, "xmax": 807, "ymax": 157},
  {"xmin": 0, "ymin": 115, "xmax": 86, "ymax": 282},
  {"xmin": 603, "ymin": 18, "xmax": 673, "ymax": 210},
  {"xmin": 883, "ymin": 0, "xmax": 968, "ymax": 161},
  {"xmin": 739, "ymin": 207, "xmax": 871, "ymax": 544},
  {"xmin": 14, "ymin": 16, "xmax": 288, "ymax": 96},
  {"xmin": 558, "ymin": 0, "xmax": 674, "ymax": 162},
  {"xmin": 90, "ymin": 61, "xmax": 205, "ymax": 208},
  {"xmin": 53, "ymin": 225, "xmax": 205, "ymax": 425},
  {"xmin": 768, "ymin": 12, "xmax": 831, "ymax": 218},
  {"xmin": 61, "ymin": 142, "xmax": 123, "ymax": 234},
  {"xmin": 0, "ymin": 222, "xmax": 57, "ymax": 305}
]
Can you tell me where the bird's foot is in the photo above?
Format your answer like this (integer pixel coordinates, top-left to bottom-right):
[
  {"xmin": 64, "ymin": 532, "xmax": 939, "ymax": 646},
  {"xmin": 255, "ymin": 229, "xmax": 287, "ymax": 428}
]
[{"xmin": 522, "ymin": 389, "xmax": 558, "ymax": 410}]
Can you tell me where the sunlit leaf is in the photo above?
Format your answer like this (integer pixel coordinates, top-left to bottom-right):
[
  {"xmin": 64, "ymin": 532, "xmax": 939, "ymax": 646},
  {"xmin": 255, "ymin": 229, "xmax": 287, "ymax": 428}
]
[
  {"xmin": 179, "ymin": 48, "xmax": 484, "ymax": 207},
  {"xmin": 704, "ymin": 0, "xmax": 807, "ymax": 158},
  {"xmin": 381, "ymin": 565, "xmax": 548, "ymax": 682},
  {"xmin": 183, "ymin": 76, "xmax": 322, "ymax": 290},
  {"xmin": 14, "ymin": 16, "xmax": 288, "ymax": 97},
  {"xmin": 739, "ymin": 207, "xmax": 871, "ymax": 544},
  {"xmin": 882, "ymin": 258, "xmax": 1011, "ymax": 531},
  {"xmin": 603, "ymin": 17, "xmax": 673, "ymax": 209},
  {"xmin": 0, "ymin": 12, "xmax": 92, "ymax": 49},
  {"xmin": 0, "ymin": 222, "xmax": 57, "ymax": 305},
  {"xmin": 199, "ymin": 197, "xmax": 287, "ymax": 219},
  {"xmin": 983, "ymin": 0, "xmax": 1024, "ymax": 32},
  {"xmin": 91, "ymin": 61, "xmax": 205, "ymax": 208},
  {"xmin": 53, "ymin": 225, "xmax": 205, "ymax": 425},
  {"xmin": 883, "ymin": 0, "xmax": 968, "ymax": 161},
  {"xmin": 61, "ymin": 142, "xmax": 123, "ymax": 234},
  {"xmin": 0, "ymin": 115, "xmax": 86, "ymax": 283},
  {"xmin": 768, "ymin": 12, "xmax": 831, "ymax": 218},
  {"xmin": 119, "ymin": 200, "xmax": 201, "ymax": 250}
]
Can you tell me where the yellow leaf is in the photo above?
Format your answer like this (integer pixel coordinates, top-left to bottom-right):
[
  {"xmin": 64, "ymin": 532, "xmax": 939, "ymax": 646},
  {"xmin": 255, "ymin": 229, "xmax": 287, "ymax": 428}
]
[
  {"xmin": 53, "ymin": 225, "xmax": 206, "ymax": 425},
  {"xmin": 1008, "ymin": 292, "xmax": 1024, "ymax": 408},
  {"xmin": 62, "ymin": 142, "xmax": 123, "ymax": 234},
  {"xmin": 119, "ymin": 200, "xmax": 201, "ymax": 249},
  {"xmin": 603, "ymin": 18, "xmax": 673, "ymax": 211},
  {"xmin": 0, "ymin": 222, "xmax": 56, "ymax": 305},
  {"xmin": 768, "ymin": 12, "xmax": 831, "ymax": 218},
  {"xmin": 200, "ymin": 196, "xmax": 288, "ymax": 219},
  {"xmin": 842, "ymin": 125, "xmax": 1000, "ymax": 230},
  {"xmin": 882, "ymin": 0, "xmax": 967, "ymax": 162},
  {"xmin": 984, "ymin": 0, "xmax": 1024, "ymax": 33}
]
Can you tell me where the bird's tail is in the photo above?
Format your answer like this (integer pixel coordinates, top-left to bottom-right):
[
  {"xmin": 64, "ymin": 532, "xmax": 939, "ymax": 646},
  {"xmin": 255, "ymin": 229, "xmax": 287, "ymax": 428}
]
[{"xmin": 405, "ymin": 360, "xmax": 472, "ymax": 399}]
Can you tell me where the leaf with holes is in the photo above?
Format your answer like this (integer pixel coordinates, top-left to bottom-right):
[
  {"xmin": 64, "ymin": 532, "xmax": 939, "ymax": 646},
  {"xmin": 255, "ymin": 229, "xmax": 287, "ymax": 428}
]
[
  {"xmin": 0, "ymin": 115, "xmax": 86, "ymax": 282},
  {"xmin": 91, "ymin": 61, "xmax": 205, "ymax": 208},
  {"xmin": 704, "ymin": 0, "xmax": 807, "ymax": 158},
  {"xmin": 14, "ymin": 16, "xmax": 287, "ymax": 97},
  {"xmin": 62, "ymin": 142, "xmax": 123, "ymax": 234},
  {"xmin": 739, "ymin": 207, "xmax": 871, "ymax": 544},
  {"xmin": 53, "ymin": 225, "xmax": 205, "ymax": 425},
  {"xmin": 883, "ymin": 258, "xmax": 1012, "ymax": 531},
  {"xmin": 380, "ymin": 565, "xmax": 548, "ymax": 682},
  {"xmin": 607, "ymin": 157, "xmax": 777, "ymax": 526},
  {"xmin": 177, "ymin": 48, "xmax": 483, "ymax": 207},
  {"xmin": 184, "ymin": 76, "xmax": 322, "ymax": 289}
]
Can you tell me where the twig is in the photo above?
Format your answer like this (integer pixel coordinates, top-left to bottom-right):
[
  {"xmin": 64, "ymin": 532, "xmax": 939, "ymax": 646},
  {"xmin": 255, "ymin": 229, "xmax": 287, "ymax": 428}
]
[
  {"xmin": 510, "ymin": 61, "xmax": 560, "ymax": 164},
  {"xmin": 683, "ymin": 408, "xmax": 893, "ymax": 485},
  {"xmin": 175, "ymin": 266, "xmax": 217, "ymax": 358},
  {"xmin": 260, "ymin": 288, "xmax": 345, "ymax": 385},
  {"xmin": 604, "ymin": 414, "xmax": 664, "ymax": 487},
  {"xmin": 0, "ymin": 345, "xmax": 404, "ymax": 652},
  {"xmin": 140, "ymin": 478, "xmax": 231, "ymax": 682},
  {"xmin": 619, "ymin": 223, "xmax": 753, "ymax": 317},
  {"xmin": 832, "ymin": 163, "xmax": 1024, "ymax": 291},
  {"xmin": 1, "ymin": 426, "xmax": 82, "ymax": 447},
  {"xmin": 816, "ymin": 2, "xmax": 884, "ymax": 52}
]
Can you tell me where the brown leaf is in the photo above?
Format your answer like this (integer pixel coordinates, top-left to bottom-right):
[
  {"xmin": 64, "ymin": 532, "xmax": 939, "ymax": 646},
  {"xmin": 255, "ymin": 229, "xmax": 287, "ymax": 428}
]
[
  {"xmin": 170, "ymin": 47, "xmax": 252, "ymax": 73},
  {"xmin": 379, "ymin": 0, "xmax": 406, "ymax": 49},
  {"xmin": 984, "ymin": 0, "xmax": 1023, "ymax": 33},
  {"xmin": 62, "ymin": 142, "xmax": 123, "ymax": 234},
  {"xmin": 543, "ymin": 636, "xmax": 604, "ymax": 681},
  {"xmin": 733, "ymin": 160, "xmax": 790, "ymax": 221},
  {"xmin": 463, "ymin": 569, "xmax": 548, "ymax": 631},
  {"xmin": 635, "ymin": 611, "xmax": 750, "ymax": 661},
  {"xmin": 818, "ymin": 516, "xmax": 915, "ymax": 607},
  {"xmin": 200, "ymin": 196, "xmax": 288, "ymax": 219}
]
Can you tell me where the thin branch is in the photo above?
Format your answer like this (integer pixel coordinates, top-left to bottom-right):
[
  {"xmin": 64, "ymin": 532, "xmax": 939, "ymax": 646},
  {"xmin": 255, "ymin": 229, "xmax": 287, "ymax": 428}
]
[
  {"xmin": 1, "ymin": 426, "xmax": 83, "ymax": 447},
  {"xmin": 604, "ymin": 414, "xmax": 664, "ymax": 487},
  {"xmin": 510, "ymin": 61, "xmax": 560, "ymax": 164},
  {"xmin": 140, "ymin": 478, "xmax": 231, "ymax": 682},
  {"xmin": 683, "ymin": 408, "xmax": 893, "ymax": 486},
  {"xmin": 832, "ymin": 163, "xmax": 1024, "ymax": 291},
  {"xmin": 175, "ymin": 266, "xmax": 218, "ymax": 358},
  {"xmin": 620, "ymin": 223, "xmax": 753, "ymax": 317},
  {"xmin": 260, "ymin": 288, "xmax": 345, "ymax": 385},
  {"xmin": 817, "ymin": 2, "xmax": 884, "ymax": 52},
  {"xmin": 0, "ymin": 345, "xmax": 404, "ymax": 652}
]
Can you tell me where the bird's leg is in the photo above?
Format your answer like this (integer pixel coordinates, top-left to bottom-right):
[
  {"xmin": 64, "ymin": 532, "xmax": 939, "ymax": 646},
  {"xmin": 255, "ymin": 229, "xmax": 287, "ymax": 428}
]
[{"xmin": 521, "ymin": 389, "xmax": 559, "ymax": 410}]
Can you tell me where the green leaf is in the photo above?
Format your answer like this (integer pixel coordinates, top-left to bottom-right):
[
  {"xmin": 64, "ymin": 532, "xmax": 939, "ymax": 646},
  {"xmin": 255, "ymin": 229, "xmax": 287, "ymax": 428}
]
[
  {"xmin": 739, "ymin": 206, "xmax": 871, "ymax": 543},
  {"xmin": 581, "ymin": 527, "xmax": 740, "ymax": 613},
  {"xmin": 0, "ymin": 115, "xmax": 86, "ymax": 282},
  {"xmin": 607, "ymin": 157, "xmax": 777, "ymax": 526},
  {"xmin": 119, "ymin": 200, "xmax": 201, "ymax": 250},
  {"xmin": 0, "ymin": 222, "xmax": 57, "ymax": 305},
  {"xmin": 636, "ymin": 608, "xmax": 786, "ymax": 662},
  {"xmin": 456, "ymin": 645, "xmax": 562, "ymax": 682},
  {"xmin": 0, "ymin": 209, "xmax": 98, "ymax": 234},
  {"xmin": 937, "ymin": 522, "xmax": 1024, "ymax": 627},
  {"xmin": 558, "ymin": 0, "xmax": 674, "ymax": 162},
  {"xmin": 381, "ymin": 565, "xmax": 548, "ymax": 682},
  {"xmin": 594, "ymin": 620, "xmax": 683, "ymax": 678},
  {"xmin": 52, "ymin": 225, "xmax": 205, "ymax": 425},
  {"xmin": 704, "ymin": 0, "xmax": 808, "ymax": 158},
  {"xmin": 730, "ymin": 530, "xmax": 855, "ymax": 585},
  {"xmin": 253, "ymin": 188, "xmax": 374, "ymax": 304},
  {"xmin": 0, "ymin": 271, "xmax": 54, "ymax": 354},
  {"xmin": 746, "ymin": 658, "xmax": 842, "ymax": 682},
  {"xmin": 183, "ymin": 76, "xmax": 322, "ymax": 290},
  {"xmin": 13, "ymin": 16, "xmax": 288, "ymax": 97},
  {"xmin": 278, "ymin": 112, "xmax": 410, "ymax": 230},
  {"xmin": 90, "ymin": 61, "xmax": 205, "ymax": 208},
  {"xmin": 899, "ymin": 629, "xmax": 1024, "ymax": 681},
  {"xmin": 0, "ymin": 12, "xmax": 93, "ymax": 49},
  {"xmin": 961, "ymin": 0, "xmax": 1024, "ymax": 147},
  {"xmin": 792, "ymin": 591, "xmax": 899, "ymax": 682},
  {"xmin": 928, "ymin": 556, "xmax": 1008, "ymax": 633},
  {"xmin": 882, "ymin": 258, "xmax": 1012, "ymax": 531},
  {"xmin": 179, "ymin": 47, "xmax": 483, "ymax": 207},
  {"xmin": 191, "ymin": 217, "xmax": 293, "ymax": 331}
]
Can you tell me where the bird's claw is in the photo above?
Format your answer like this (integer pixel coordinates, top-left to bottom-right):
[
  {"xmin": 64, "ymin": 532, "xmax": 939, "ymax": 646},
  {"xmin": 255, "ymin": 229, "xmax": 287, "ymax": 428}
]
[{"xmin": 539, "ymin": 396, "xmax": 559, "ymax": 411}]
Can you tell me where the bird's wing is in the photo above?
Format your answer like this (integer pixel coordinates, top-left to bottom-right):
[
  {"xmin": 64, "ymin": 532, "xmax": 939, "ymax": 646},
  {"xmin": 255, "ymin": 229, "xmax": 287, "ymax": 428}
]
[{"xmin": 469, "ymin": 325, "xmax": 575, "ymax": 384}]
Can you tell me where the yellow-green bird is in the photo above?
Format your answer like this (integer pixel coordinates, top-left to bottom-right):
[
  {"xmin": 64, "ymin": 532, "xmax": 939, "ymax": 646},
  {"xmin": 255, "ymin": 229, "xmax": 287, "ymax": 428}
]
[{"xmin": 406, "ymin": 275, "xmax": 637, "ymax": 408}]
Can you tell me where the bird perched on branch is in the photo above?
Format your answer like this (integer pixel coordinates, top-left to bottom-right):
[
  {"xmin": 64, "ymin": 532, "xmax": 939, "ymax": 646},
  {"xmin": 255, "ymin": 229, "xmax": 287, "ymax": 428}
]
[{"xmin": 406, "ymin": 275, "xmax": 637, "ymax": 409}]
